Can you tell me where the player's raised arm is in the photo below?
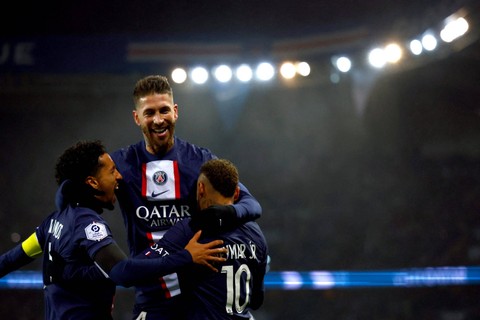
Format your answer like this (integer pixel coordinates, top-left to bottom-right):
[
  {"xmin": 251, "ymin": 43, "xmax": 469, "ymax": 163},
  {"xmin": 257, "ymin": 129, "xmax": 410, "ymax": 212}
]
[{"xmin": 0, "ymin": 232, "xmax": 42, "ymax": 278}]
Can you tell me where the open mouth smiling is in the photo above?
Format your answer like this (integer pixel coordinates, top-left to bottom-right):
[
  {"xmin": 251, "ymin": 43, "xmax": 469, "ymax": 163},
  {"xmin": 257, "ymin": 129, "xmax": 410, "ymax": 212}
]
[{"xmin": 152, "ymin": 127, "xmax": 167, "ymax": 135}]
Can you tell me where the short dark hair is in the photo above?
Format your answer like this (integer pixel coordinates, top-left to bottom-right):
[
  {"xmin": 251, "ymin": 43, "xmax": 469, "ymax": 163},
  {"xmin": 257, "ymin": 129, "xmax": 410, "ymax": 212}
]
[
  {"xmin": 54, "ymin": 140, "xmax": 106, "ymax": 185},
  {"xmin": 200, "ymin": 159, "xmax": 239, "ymax": 198},
  {"xmin": 133, "ymin": 75, "xmax": 173, "ymax": 106}
]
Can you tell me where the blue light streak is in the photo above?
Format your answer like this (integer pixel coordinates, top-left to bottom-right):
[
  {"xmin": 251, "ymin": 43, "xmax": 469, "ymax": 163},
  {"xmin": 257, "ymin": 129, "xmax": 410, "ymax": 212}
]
[{"xmin": 2, "ymin": 266, "xmax": 480, "ymax": 290}]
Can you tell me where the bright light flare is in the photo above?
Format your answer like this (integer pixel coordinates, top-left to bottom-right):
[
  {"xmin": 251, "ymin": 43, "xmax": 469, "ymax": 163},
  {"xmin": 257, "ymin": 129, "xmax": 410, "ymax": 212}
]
[
  {"xmin": 191, "ymin": 67, "xmax": 209, "ymax": 84},
  {"xmin": 255, "ymin": 62, "xmax": 275, "ymax": 81},
  {"xmin": 213, "ymin": 65, "xmax": 232, "ymax": 83},
  {"xmin": 409, "ymin": 39, "xmax": 423, "ymax": 55},
  {"xmin": 334, "ymin": 56, "xmax": 352, "ymax": 72},
  {"xmin": 368, "ymin": 48, "xmax": 387, "ymax": 68},
  {"xmin": 235, "ymin": 64, "xmax": 253, "ymax": 82},
  {"xmin": 421, "ymin": 34, "xmax": 437, "ymax": 51},
  {"xmin": 440, "ymin": 17, "xmax": 469, "ymax": 43},
  {"xmin": 296, "ymin": 61, "xmax": 310, "ymax": 76},
  {"xmin": 171, "ymin": 68, "xmax": 187, "ymax": 84},
  {"xmin": 384, "ymin": 43, "xmax": 402, "ymax": 63},
  {"xmin": 280, "ymin": 62, "xmax": 296, "ymax": 79}
]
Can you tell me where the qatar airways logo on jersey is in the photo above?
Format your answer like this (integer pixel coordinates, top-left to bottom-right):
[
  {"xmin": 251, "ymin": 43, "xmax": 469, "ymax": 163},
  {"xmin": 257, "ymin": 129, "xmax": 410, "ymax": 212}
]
[{"xmin": 136, "ymin": 204, "xmax": 191, "ymax": 227}]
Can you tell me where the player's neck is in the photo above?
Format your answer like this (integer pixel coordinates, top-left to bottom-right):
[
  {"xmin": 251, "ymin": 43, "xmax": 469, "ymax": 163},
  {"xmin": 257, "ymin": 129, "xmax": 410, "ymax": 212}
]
[
  {"xmin": 207, "ymin": 196, "xmax": 233, "ymax": 207},
  {"xmin": 145, "ymin": 139, "xmax": 174, "ymax": 155}
]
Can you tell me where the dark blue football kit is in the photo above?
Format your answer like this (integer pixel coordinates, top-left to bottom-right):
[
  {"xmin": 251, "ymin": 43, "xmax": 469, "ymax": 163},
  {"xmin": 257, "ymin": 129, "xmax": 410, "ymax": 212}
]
[
  {"xmin": 11, "ymin": 180, "xmax": 196, "ymax": 319},
  {"xmin": 141, "ymin": 218, "xmax": 268, "ymax": 319},
  {"xmin": 111, "ymin": 137, "xmax": 262, "ymax": 318},
  {"xmin": 0, "ymin": 136, "xmax": 263, "ymax": 319},
  {"xmin": 36, "ymin": 190, "xmax": 116, "ymax": 319}
]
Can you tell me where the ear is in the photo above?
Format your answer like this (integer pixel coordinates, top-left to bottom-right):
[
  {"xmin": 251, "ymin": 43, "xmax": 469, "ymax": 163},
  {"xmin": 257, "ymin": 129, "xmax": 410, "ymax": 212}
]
[
  {"xmin": 233, "ymin": 186, "xmax": 240, "ymax": 202},
  {"xmin": 133, "ymin": 109, "xmax": 141, "ymax": 126},
  {"xmin": 85, "ymin": 176, "xmax": 99, "ymax": 190},
  {"xmin": 197, "ymin": 181, "xmax": 206, "ymax": 197},
  {"xmin": 173, "ymin": 104, "xmax": 179, "ymax": 120}
]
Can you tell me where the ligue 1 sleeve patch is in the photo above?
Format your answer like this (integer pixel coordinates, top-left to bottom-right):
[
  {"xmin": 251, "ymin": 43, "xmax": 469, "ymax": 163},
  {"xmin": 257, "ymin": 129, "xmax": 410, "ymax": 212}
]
[{"xmin": 84, "ymin": 222, "xmax": 108, "ymax": 241}]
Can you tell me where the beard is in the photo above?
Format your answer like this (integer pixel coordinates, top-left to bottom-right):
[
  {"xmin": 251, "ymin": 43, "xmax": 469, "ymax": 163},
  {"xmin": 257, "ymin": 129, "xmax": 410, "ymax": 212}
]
[{"xmin": 143, "ymin": 123, "xmax": 175, "ymax": 155}]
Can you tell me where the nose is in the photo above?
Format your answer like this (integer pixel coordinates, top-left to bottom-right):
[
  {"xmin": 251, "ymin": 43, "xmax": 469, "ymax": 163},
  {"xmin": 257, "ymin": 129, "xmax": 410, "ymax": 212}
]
[
  {"xmin": 153, "ymin": 112, "xmax": 163, "ymax": 125},
  {"xmin": 115, "ymin": 169, "xmax": 123, "ymax": 180}
]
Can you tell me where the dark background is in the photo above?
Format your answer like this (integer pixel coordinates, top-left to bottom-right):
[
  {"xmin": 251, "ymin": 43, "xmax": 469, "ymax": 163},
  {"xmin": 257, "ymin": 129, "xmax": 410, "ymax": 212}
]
[{"xmin": 1, "ymin": 0, "xmax": 480, "ymax": 319}]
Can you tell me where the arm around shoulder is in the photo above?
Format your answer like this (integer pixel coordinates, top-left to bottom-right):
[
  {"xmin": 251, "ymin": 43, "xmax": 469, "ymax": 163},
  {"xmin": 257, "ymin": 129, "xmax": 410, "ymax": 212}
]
[{"xmin": 233, "ymin": 182, "xmax": 262, "ymax": 221}]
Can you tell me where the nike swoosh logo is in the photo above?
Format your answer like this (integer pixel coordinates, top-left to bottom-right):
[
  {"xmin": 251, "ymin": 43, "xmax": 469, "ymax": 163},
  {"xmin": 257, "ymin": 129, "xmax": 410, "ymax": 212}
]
[{"xmin": 151, "ymin": 190, "xmax": 169, "ymax": 198}]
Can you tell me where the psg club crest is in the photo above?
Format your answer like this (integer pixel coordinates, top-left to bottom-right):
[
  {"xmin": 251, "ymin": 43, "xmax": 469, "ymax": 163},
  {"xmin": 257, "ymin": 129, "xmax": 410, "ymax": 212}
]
[
  {"xmin": 144, "ymin": 160, "xmax": 179, "ymax": 200},
  {"xmin": 153, "ymin": 171, "xmax": 168, "ymax": 186}
]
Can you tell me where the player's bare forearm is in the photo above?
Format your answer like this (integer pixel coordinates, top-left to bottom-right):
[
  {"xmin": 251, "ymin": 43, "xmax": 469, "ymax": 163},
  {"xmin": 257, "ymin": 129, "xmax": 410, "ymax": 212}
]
[{"xmin": 185, "ymin": 230, "xmax": 227, "ymax": 272}]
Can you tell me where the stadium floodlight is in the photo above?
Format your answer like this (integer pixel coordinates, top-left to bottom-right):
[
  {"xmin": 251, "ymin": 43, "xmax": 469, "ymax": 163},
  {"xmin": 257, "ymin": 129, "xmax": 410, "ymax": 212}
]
[
  {"xmin": 440, "ymin": 17, "xmax": 469, "ymax": 43},
  {"xmin": 235, "ymin": 64, "xmax": 253, "ymax": 82},
  {"xmin": 421, "ymin": 34, "xmax": 437, "ymax": 51},
  {"xmin": 334, "ymin": 56, "xmax": 352, "ymax": 73},
  {"xmin": 409, "ymin": 39, "xmax": 423, "ymax": 55},
  {"xmin": 191, "ymin": 66, "xmax": 209, "ymax": 84},
  {"xmin": 171, "ymin": 68, "xmax": 187, "ymax": 84},
  {"xmin": 368, "ymin": 47, "xmax": 387, "ymax": 68},
  {"xmin": 296, "ymin": 61, "xmax": 310, "ymax": 76},
  {"xmin": 280, "ymin": 62, "xmax": 296, "ymax": 79},
  {"xmin": 255, "ymin": 62, "xmax": 275, "ymax": 81},
  {"xmin": 384, "ymin": 43, "xmax": 402, "ymax": 63},
  {"xmin": 213, "ymin": 65, "xmax": 233, "ymax": 83}
]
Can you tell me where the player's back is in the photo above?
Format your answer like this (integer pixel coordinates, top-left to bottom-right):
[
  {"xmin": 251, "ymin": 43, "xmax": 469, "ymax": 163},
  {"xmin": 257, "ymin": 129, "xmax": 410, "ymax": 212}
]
[
  {"xmin": 182, "ymin": 221, "xmax": 268, "ymax": 319},
  {"xmin": 37, "ymin": 205, "xmax": 116, "ymax": 319}
]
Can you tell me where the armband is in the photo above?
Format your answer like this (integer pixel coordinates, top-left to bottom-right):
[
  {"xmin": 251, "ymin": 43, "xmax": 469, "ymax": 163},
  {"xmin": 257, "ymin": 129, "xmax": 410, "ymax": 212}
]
[{"xmin": 21, "ymin": 233, "xmax": 42, "ymax": 258}]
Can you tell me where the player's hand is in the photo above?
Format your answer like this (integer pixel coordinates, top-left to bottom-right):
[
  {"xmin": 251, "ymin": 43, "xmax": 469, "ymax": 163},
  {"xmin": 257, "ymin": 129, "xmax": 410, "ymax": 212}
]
[{"xmin": 185, "ymin": 230, "xmax": 227, "ymax": 272}]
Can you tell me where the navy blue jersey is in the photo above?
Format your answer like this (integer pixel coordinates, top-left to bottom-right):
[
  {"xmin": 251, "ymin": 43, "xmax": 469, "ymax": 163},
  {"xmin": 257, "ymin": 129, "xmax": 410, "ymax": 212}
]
[
  {"xmin": 111, "ymin": 138, "xmax": 216, "ymax": 256},
  {"xmin": 35, "ymin": 204, "xmax": 116, "ymax": 319},
  {"xmin": 111, "ymin": 137, "xmax": 262, "ymax": 313},
  {"xmin": 142, "ymin": 219, "xmax": 268, "ymax": 319}
]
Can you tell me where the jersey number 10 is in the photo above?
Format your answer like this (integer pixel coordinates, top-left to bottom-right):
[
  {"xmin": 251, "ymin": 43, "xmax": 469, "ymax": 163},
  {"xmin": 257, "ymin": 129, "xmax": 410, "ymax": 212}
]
[{"xmin": 221, "ymin": 264, "xmax": 252, "ymax": 314}]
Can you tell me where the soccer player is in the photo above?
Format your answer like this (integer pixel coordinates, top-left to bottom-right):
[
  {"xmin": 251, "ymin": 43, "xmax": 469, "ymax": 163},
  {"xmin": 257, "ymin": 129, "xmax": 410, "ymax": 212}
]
[
  {"xmin": 1, "ymin": 75, "xmax": 262, "ymax": 319},
  {"xmin": 0, "ymin": 140, "xmax": 227, "ymax": 319},
  {"xmin": 110, "ymin": 75, "xmax": 263, "ymax": 319},
  {"xmin": 141, "ymin": 159, "xmax": 269, "ymax": 319}
]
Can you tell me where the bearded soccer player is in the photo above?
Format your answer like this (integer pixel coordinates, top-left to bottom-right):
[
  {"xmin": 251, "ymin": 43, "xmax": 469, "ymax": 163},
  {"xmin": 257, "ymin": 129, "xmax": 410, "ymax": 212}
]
[{"xmin": 110, "ymin": 75, "xmax": 263, "ymax": 319}]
